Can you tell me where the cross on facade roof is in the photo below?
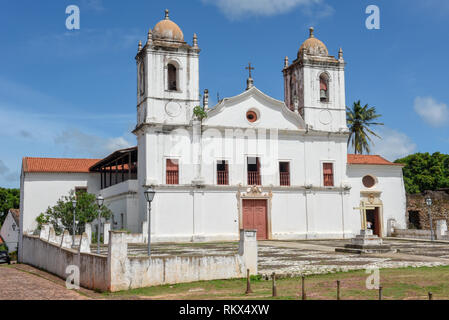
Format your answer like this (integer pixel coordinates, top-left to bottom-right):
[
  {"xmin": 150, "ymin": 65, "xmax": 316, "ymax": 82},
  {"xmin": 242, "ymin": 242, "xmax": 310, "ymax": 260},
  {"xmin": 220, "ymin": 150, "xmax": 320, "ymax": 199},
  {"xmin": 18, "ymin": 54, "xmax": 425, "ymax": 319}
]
[{"xmin": 246, "ymin": 63, "xmax": 255, "ymax": 78}]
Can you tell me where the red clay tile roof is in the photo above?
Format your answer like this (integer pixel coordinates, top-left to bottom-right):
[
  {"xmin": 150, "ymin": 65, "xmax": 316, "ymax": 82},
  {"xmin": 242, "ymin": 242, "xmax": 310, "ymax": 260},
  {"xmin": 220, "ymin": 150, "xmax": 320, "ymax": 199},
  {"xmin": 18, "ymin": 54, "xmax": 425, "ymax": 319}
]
[
  {"xmin": 22, "ymin": 157, "xmax": 101, "ymax": 173},
  {"xmin": 9, "ymin": 209, "xmax": 20, "ymax": 224},
  {"xmin": 348, "ymin": 154, "xmax": 403, "ymax": 166}
]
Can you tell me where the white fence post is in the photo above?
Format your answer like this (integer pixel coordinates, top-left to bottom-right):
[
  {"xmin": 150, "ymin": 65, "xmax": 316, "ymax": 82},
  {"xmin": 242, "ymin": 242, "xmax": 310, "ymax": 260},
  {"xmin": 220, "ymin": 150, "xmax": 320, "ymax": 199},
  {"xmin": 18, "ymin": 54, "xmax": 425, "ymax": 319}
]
[
  {"xmin": 107, "ymin": 231, "xmax": 128, "ymax": 291},
  {"xmin": 40, "ymin": 224, "xmax": 50, "ymax": 240},
  {"xmin": 48, "ymin": 226, "xmax": 57, "ymax": 243},
  {"xmin": 387, "ymin": 218, "xmax": 396, "ymax": 237},
  {"xmin": 142, "ymin": 220, "xmax": 148, "ymax": 243},
  {"xmin": 238, "ymin": 229, "xmax": 258, "ymax": 275},
  {"xmin": 78, "ymin": 232, "xmax": 91, "ymax": 253},
  {"xmin": 61, "ymin": 230, "xmax": 72, "ymax": 249},
  {"xmin": 436, "ymin": 220, "xmax": 448, "ymax": 240},
  {"xmin": 85, "ymin": 223, "xmax": 92, "ymax": 245},
  {"xmin": 103, "ymin": 223, "xmax": 111, "ymax": 244}
]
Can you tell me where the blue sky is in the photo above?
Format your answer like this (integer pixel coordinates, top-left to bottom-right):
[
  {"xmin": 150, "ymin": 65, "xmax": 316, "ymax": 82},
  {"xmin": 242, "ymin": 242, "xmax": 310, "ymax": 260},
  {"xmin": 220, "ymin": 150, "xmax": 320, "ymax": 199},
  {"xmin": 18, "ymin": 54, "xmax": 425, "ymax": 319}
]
[{"xmin": 1, "ymin": 0, "xmax": 449, "ymax": 188}]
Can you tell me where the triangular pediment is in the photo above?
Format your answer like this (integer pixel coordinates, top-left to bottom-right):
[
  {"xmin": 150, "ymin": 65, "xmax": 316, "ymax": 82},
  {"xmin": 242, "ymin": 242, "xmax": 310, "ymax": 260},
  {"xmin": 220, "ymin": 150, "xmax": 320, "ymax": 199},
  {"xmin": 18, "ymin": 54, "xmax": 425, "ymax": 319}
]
[{"xmin": 203, "ymin": 87, "xmax": 305, "ymax": 130}]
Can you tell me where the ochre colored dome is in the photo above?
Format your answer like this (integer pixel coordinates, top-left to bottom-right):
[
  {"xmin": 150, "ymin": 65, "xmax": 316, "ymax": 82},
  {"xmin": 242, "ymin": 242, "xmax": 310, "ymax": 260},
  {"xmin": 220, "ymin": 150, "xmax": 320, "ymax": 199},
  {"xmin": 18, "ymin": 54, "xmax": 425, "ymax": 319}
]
[
  {"xmin": 153, "ymin": 10, "xmax": 184, "ymax": 42},
  {"xmin": 298, "ymin": 27, "xmax": 328, "ymax": 58}
]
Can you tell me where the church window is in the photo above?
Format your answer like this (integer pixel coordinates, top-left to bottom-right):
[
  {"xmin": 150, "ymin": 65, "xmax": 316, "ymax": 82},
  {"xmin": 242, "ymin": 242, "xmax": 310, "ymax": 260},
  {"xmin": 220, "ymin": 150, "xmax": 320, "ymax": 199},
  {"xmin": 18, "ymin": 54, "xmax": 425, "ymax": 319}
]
[
  {"xmin": 247, "ymin": 157, "xmax": 261, "ymax": 186},
  {"xmin": 323, "ymin": 163, "xmax": 334, "ymax": 187},
  {"xmin": 320, "ymin": 73, "xmax": 329, "ymax": 102},
  {"xmin": 362, "ymin": 175, "xmax": 376, "ymax": 188},
  {"xmin": 279, "ymin": 162, "xmax": 290, "ymax": 186},
  {"xmin": 217, "ymin": 160, "xmax": 229, "ymax": 185},
  {"xmin": 168, "ymin": 63, "xmax": 178, "ymax": 91},
  {"xmin": 246, "ymin": 110, "xmax": 258, "ymax": 123},
  {"xmin": 166, "ymin": 159, "xmax": 179, "ymax": 185}
]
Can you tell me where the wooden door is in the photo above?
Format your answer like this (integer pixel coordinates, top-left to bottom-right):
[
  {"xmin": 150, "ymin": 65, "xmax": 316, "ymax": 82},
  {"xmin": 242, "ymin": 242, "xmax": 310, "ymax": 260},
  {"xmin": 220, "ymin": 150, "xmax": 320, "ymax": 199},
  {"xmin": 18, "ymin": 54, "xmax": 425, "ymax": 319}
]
[{"xmin": 242, "ymin": 199, "xmax": 268, "ymax": 240}]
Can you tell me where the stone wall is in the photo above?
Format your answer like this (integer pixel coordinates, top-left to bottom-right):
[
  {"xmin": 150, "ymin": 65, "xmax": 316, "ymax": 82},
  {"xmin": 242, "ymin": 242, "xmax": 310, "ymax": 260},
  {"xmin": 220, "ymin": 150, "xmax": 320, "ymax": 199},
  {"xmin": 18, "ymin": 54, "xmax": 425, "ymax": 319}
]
[
  {"xmin": 21, "ymin": 226, "xmax": 257, "ymax": 292},
  {"xmin": 407, "ymin": 191, "xmax": 449, "ymax": 230}
]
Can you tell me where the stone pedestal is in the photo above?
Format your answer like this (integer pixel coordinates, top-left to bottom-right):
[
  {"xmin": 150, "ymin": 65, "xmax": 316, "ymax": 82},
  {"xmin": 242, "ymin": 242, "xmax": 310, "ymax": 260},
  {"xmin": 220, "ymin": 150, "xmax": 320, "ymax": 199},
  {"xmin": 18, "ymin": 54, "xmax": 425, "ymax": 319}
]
[{"xmin": 336, "ymin": 230, "xmax": 396, "ymax": 254}]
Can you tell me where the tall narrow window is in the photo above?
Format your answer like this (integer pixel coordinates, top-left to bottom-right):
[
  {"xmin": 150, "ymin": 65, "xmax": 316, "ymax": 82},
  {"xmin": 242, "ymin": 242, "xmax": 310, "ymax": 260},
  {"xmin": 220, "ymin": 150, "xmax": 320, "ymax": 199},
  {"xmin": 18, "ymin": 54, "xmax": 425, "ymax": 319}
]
[
  {"xmin": 247, "ymin": 157, "xmax": 261, "ymax": 186},
  {"xmin": 320, "ymin": 73, "xmax": 329, "ymax": 102},
  {"xmin": 168, "ymin": 64, "xmax": 177, "ymax": 91},
  {"xmin": 217, "ymin": 160, "xmax": 229, "ymax": 185},
  {"xmin": 166, "ymin": 159, "xmax": 179, "ymax": 185},
  {"xmin": 279, "ymin": 162, "xmax": 290, "ymax": 186},
  {"xmin": 323, "ymin": 163, "xmax": 334, "ymax": 187}
]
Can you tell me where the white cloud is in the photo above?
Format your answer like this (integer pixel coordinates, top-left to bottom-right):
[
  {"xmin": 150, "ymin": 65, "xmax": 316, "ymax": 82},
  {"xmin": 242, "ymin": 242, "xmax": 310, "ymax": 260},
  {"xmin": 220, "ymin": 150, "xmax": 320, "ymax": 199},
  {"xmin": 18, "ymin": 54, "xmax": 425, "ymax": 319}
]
[
  {"xmin": 202, "ymin": 0, "xmax": 333, "ymax": 20},
  {"xmin": 26, "ymin": 28, "xmax": 141, "ymax": 58},
  {"xmin": 371, "ymin": 127, "xmax": 417, "ymax": 161},
  {"xmin": 0, "ymin": 160, "xmax": 18, "ymax": 182},
  {"xmin": 0, "ymin": 77, "xmax": 135, "ymax": 187},
  {"xmin": 55, "ymin": 129, "xmax": 133, "ymax": 158},
  {"xmin": 83, "ymin": 0, "xmax": 105, "ymax": 12},
  {"xmin": 414, "ymin": 96, "xmax": 449, "ymax": 127}
]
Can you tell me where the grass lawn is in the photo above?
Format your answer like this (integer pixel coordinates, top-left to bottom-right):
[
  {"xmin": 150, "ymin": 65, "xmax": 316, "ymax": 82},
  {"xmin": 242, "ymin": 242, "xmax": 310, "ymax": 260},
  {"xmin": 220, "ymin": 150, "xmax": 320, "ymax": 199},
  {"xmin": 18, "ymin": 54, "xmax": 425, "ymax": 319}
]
[{"xmin": 104, "ymin": 266, "xmax": 449, "ymax": 300}]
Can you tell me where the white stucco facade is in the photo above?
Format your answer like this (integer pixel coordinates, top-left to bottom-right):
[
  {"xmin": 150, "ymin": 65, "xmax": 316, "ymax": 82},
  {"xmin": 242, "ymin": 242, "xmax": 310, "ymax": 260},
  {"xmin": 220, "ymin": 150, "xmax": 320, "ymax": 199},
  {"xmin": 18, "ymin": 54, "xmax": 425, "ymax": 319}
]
[{"xmin": 19, "ymin": 13, "xmax": 407, "ymax": 254}]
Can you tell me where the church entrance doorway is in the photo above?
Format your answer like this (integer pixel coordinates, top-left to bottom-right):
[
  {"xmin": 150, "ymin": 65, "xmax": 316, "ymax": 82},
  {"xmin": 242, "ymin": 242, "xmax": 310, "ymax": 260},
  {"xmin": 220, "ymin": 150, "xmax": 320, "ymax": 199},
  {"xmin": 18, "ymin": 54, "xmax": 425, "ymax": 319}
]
[
  {"xmin": 242, "ymin": 199, "xmax": 268, "ymax": 240},
  {"xmin": 366, "ymin": 207, "xmax": 381, "ymax": 237}
]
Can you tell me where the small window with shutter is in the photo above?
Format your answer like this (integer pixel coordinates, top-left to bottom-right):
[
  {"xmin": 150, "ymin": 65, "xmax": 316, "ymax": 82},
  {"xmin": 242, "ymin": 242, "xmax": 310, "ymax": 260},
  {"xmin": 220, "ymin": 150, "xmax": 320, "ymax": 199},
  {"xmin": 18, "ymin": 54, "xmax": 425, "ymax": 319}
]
[
  {"xmin": 279, "ymin": 162, "xmax": 290, "ymax": 186},
  {"xmin": 323, "ymin": 163, "xmax": 334, "ymax": 187},
  {"xmin": 217, "ymin": 160, "xmax": 229, "ymax": 185},
  {"xmin": 166, "ymin": 159, "xmax": 179, "ymax": 185}
]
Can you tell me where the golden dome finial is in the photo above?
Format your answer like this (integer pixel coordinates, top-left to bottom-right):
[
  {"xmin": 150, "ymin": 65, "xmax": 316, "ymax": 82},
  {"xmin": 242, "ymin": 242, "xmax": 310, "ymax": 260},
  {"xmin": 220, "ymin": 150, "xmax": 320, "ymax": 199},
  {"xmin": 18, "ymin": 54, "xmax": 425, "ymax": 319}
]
[
  {"xmin": 165, "ymin": 9, "xmax": 170, "ymax": 20},
  {"xmin": 309, "ymin": 27, "xmax": 315, "ymax": 38}
]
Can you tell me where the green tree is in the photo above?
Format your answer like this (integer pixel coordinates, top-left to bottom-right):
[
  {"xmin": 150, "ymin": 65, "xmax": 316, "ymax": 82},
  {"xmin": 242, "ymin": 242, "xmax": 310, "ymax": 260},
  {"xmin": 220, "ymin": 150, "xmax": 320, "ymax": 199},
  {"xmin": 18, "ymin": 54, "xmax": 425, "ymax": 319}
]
[
  {"xmin": 346, "ymin": 100, "xmax": 384, "ymax": 154},
  {"xmin": 36, "ymin": 190, "xmax": 112, "ymax": 234},
  {"xmin": 395, "ymin": 152, "xmax": 449, "ymax": 194},
  {"xmin": 0, "ymin": 188, "xmax": 20, "ymax": 225}
]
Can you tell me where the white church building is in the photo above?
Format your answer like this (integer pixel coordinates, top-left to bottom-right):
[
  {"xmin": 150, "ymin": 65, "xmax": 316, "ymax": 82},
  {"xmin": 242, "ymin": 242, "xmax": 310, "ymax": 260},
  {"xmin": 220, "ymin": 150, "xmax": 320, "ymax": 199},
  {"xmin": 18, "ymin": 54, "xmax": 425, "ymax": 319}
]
[{"xmin": 19, "ymin": 11, "xmax": 406, "ymax": 248}]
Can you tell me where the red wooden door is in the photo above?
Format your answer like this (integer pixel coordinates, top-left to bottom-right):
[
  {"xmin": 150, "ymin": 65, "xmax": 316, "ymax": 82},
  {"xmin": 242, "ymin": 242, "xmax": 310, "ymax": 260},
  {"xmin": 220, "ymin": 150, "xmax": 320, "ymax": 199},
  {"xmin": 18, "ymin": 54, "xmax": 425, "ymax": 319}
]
[{"xmin": 242, "ymin": 199, "xmax": 268, "ymax": 240}]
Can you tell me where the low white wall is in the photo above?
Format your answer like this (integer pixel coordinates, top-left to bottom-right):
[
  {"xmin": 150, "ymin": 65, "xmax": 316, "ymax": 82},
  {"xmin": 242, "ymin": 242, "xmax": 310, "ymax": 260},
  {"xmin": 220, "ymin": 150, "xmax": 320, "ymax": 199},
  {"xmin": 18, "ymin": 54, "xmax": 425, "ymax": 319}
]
[
  {"xmin": 22, "ymin": 233, "xmax": 108, "ymax": 292},
  {"xmin": 125, "ymin": 255, "xmax": 245, "ymax": 289},
  {"xmin": 108, "ymin": 229, "xmax": 257, "ymax": 292},
  {"xmin": 21, "ymin": 225, "xmax": 258, "ymax": 292}
]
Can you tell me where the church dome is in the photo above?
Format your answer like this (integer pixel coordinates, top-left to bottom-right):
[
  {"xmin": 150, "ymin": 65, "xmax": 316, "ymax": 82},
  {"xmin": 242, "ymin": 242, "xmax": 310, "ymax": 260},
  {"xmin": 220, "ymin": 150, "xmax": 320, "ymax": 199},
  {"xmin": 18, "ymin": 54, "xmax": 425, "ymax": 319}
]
[
  {"xmin": 153, "ymin": 9, "xmax": 184, "ymax": 42},
  {"xmin": 298, "ymin": 27, "xmax": 328, "ymax": 58}
]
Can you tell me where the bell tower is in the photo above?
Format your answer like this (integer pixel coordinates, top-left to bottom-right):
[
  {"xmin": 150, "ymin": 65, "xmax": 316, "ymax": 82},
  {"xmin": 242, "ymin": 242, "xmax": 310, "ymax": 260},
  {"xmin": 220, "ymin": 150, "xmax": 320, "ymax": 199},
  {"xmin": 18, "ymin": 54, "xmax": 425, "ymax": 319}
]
[
  {"xmin": 135, "ymin": 9, "xmax": 200, "ymax": 127},
  {"xmin": 283, "ymin": 27, "xmax": 347, "ymax": 132}
]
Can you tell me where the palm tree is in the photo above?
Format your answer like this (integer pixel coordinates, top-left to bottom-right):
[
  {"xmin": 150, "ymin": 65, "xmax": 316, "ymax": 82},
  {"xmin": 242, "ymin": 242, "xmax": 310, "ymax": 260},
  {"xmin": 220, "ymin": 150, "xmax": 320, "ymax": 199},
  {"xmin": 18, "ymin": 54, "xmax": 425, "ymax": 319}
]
[{"xmin": 346, "ymin": 101, "xmax": 384, "ymax": 154}]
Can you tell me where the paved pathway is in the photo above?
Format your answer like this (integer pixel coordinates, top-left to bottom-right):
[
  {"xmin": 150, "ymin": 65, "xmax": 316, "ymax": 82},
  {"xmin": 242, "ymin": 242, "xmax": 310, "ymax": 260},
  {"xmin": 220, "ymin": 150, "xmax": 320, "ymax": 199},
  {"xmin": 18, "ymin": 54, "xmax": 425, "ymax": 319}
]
[{"xmin": 0, "ymin": 265, "xmax": 89, "ymax": 300}]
